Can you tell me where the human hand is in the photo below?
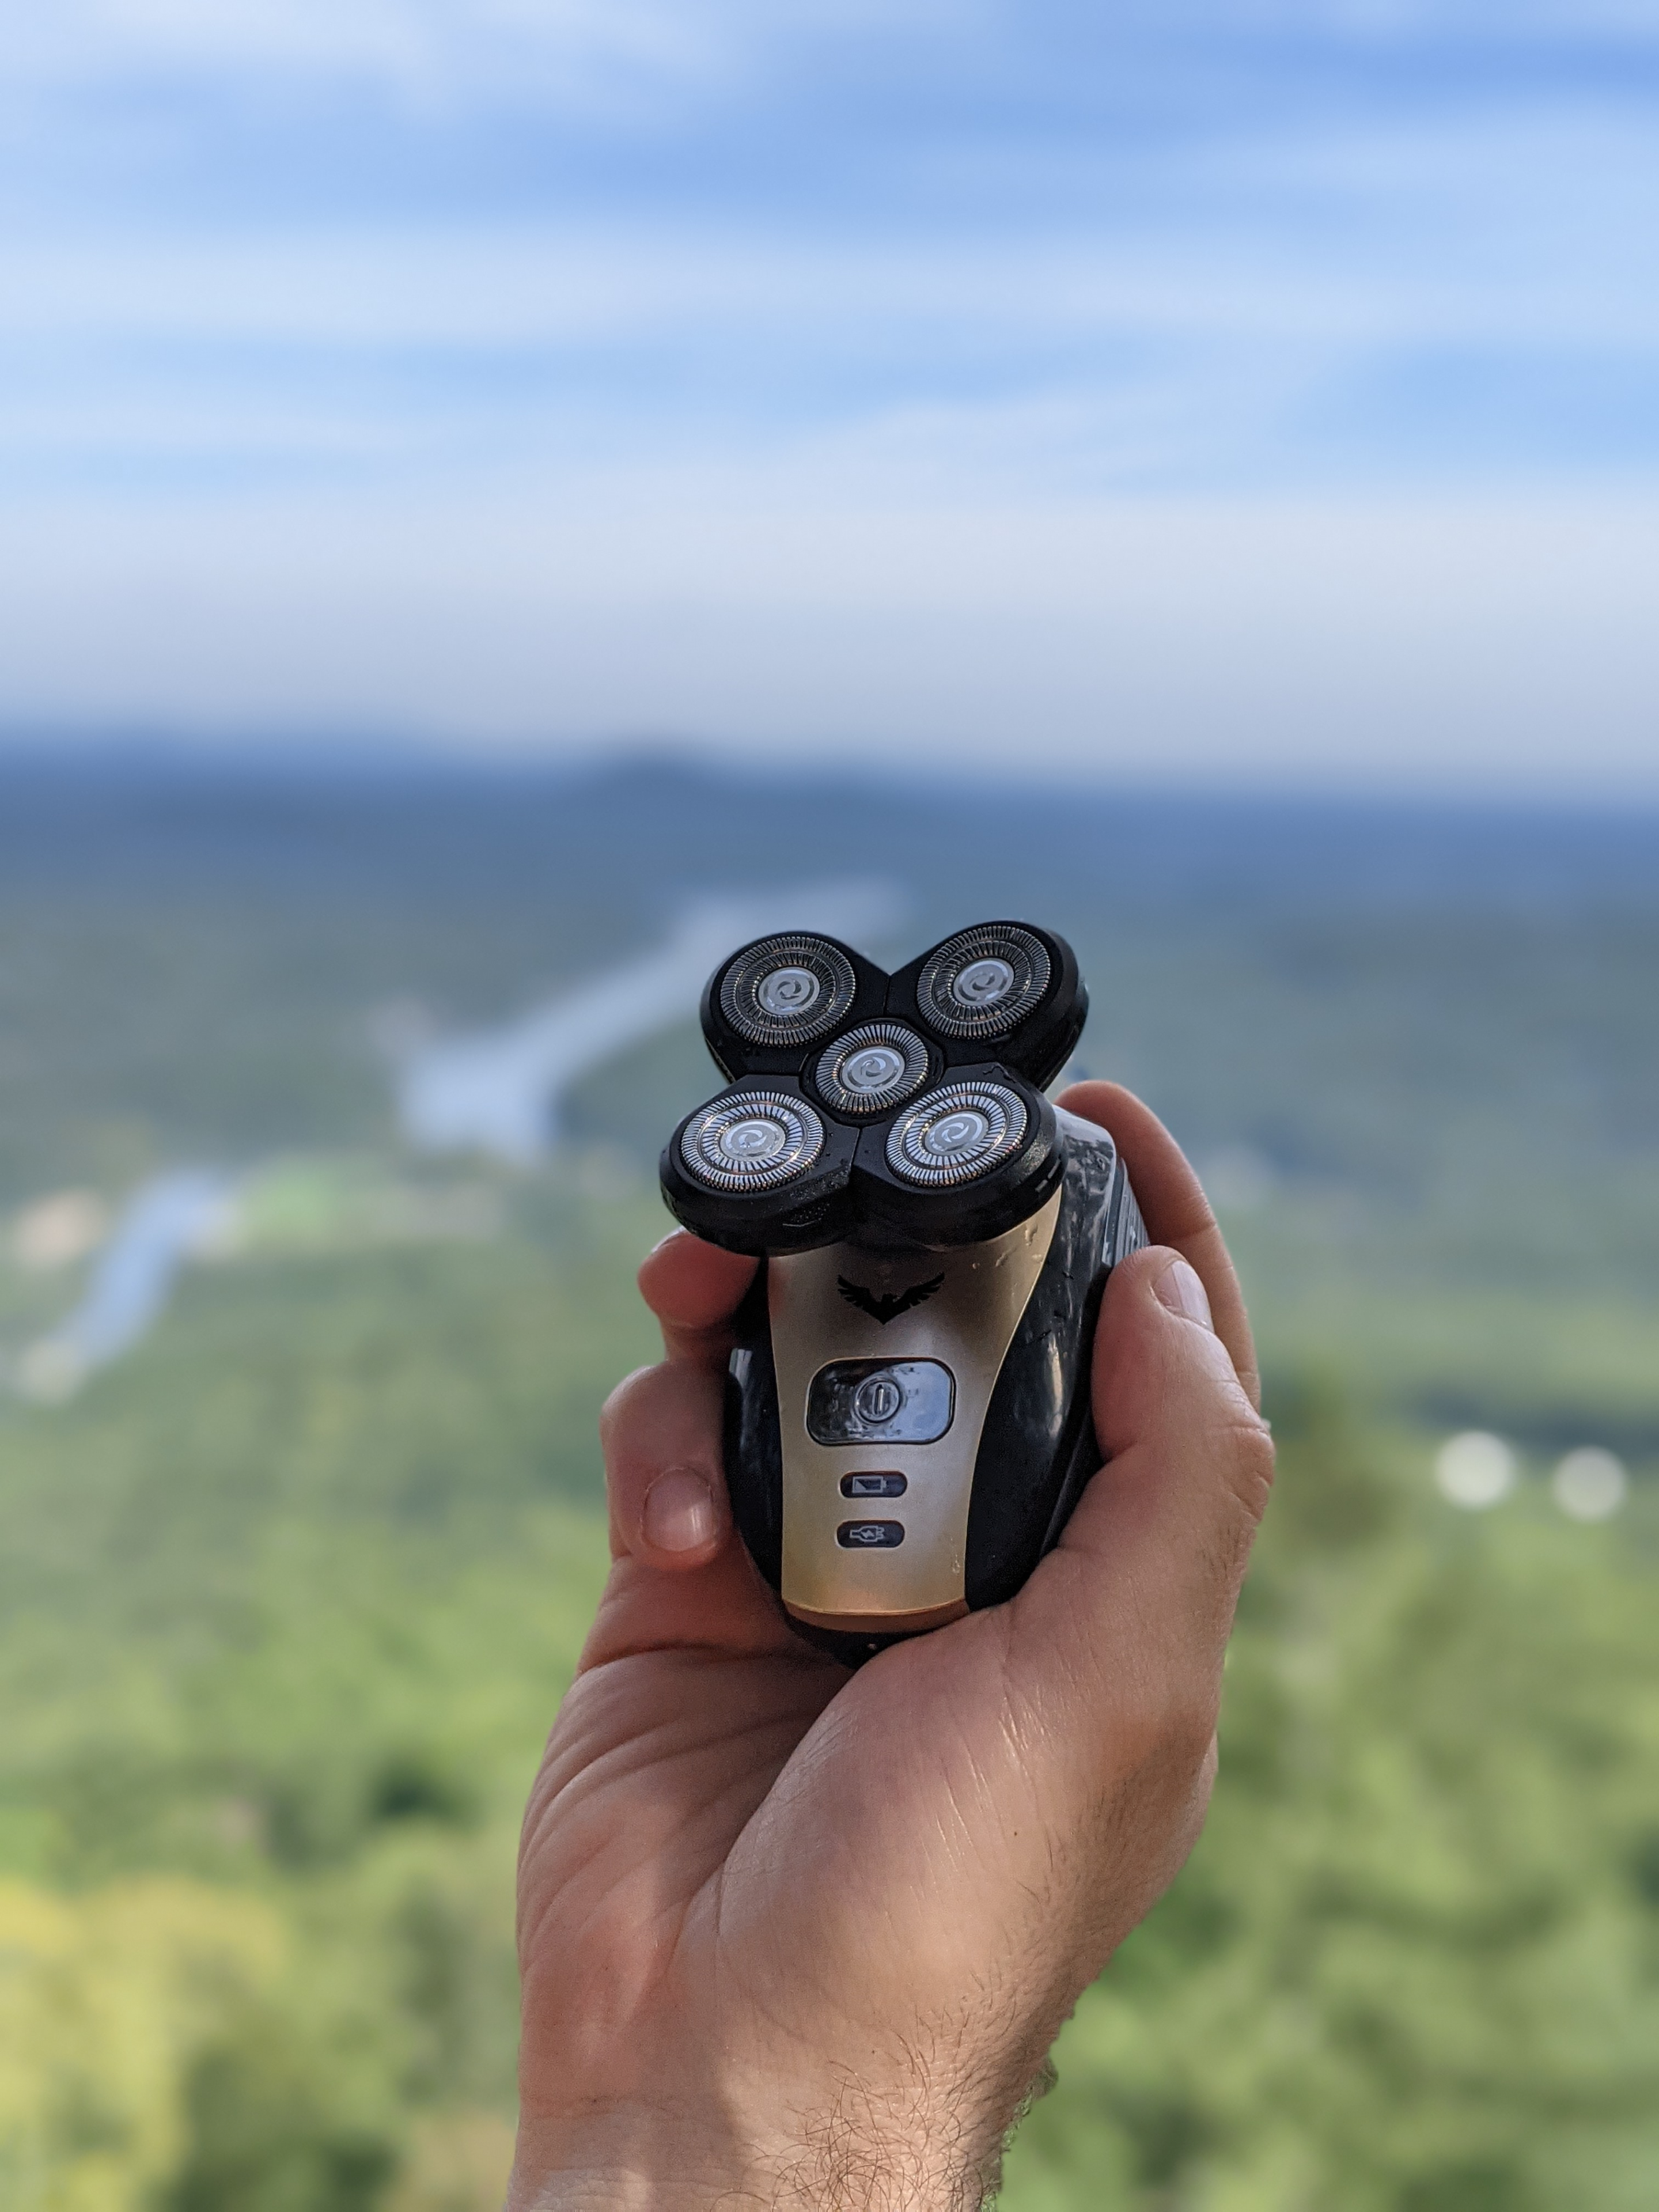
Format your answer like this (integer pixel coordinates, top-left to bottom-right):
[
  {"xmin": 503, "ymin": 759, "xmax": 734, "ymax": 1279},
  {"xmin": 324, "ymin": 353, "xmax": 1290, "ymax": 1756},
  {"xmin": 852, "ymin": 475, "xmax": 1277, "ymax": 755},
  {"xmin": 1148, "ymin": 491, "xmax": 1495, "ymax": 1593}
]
[{"xmin": 510, "ymin": 1082, "xmax": 1272, "ymax": 2211}]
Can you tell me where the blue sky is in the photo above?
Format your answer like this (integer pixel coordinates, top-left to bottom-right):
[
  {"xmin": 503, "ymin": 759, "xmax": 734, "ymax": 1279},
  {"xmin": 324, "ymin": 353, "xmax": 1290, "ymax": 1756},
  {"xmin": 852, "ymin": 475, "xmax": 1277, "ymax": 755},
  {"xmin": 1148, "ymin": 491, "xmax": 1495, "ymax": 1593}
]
[{"xmin": 3, "ymin": 2, "xmax": 1658, "ymax": 787}]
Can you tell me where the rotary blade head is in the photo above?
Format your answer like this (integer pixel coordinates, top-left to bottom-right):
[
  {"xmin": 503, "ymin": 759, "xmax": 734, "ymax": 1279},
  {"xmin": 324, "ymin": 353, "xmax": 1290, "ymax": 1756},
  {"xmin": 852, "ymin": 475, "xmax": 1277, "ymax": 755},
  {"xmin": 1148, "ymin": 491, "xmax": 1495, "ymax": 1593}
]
[
  {"xmin": 889, "ymin": 921, "xmax": 1085, "ymax": 1089},
  {"xmin": 856, "ymin": 1067, "xmax": 1062, "ymax": 1249},
  {"xmin": 661, "ymin": 1081, "xmax": 857, "ymax": 1254},
  {"xmin": 884, "ymin": 1079, "xmax": 1029, "ymax": 1186},
  {"xmin": 813, "ymin": 1021, "xmax": 931, "ymax": 1117},
  {"xmin": 700, "ymin": 931, "xmax": 889, "ymax": 1082}
]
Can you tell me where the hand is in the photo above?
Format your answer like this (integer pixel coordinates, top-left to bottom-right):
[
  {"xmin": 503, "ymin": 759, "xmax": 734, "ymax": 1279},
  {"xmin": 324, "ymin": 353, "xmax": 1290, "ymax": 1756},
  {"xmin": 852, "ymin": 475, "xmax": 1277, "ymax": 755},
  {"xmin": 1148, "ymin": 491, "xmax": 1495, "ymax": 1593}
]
[{"xmin": 510, "ymin": 1083, "xmax": 1273, "ymax": 2212}]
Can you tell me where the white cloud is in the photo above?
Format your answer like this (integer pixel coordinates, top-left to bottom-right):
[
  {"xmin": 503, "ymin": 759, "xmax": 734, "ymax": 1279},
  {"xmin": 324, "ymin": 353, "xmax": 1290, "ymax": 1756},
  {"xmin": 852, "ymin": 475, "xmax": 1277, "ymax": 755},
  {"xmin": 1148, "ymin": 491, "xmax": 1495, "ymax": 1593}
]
[
  {"xmin": 1153, "ymin": 0, "xmax": 1659, "ymax": 33},
  {"xmin": 4, "ymin": 111, "xmax": 1657, "ymax": 354},
  {"xmin": 2, "ymin": 144, "xmax": 1654, "ymax": 512},
  {"xmin": 13, "ymin": 0, "xmax": 1654, "ymax": 123},
  {"xmin": 2, "ymin": 0, "xmax": 949, "ymax": 111},
  {"xmin": 4, "ymin": 1, "xmax": 706, "ymax": 112}
]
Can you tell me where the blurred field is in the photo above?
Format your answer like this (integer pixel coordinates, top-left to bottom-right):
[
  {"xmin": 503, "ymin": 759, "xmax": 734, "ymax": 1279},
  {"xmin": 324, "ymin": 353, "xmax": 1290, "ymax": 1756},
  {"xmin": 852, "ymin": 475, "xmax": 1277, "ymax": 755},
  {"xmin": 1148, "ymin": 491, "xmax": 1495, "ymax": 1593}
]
[{"xmin": 0, "ymin": 753, "xmax": 1655, "ymax": 2210}]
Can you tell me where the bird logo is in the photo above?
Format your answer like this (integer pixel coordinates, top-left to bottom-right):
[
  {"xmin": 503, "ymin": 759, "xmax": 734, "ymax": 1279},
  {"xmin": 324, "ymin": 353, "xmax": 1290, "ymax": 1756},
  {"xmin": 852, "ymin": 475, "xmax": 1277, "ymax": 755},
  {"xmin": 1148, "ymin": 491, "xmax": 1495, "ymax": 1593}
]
[{"xmin": 836, "ymin": 1272, "xmax": 945, "ymax": 1325}]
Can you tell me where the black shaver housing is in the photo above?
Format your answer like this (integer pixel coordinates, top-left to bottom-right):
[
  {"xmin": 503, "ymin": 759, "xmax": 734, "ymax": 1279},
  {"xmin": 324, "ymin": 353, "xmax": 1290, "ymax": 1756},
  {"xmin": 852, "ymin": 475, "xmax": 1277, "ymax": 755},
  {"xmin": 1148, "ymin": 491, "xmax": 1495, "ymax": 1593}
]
[{"xmin": 659, "ymin": 921, "xmax": 1143, "ymax": 1665}]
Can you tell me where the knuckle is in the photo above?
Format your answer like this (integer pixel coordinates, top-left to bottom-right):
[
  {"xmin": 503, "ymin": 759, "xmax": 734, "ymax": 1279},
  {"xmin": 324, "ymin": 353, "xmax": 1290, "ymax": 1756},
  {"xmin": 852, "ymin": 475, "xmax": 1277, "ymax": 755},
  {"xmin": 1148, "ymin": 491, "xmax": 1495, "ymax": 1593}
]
[
  {"xmin": 597, "ymin": 1362, "xmax": 665, "ymax": 1448},
  {"xmin": 1105, "ymin": 1692, "xmax": 1160, "ymax": 1777},
  {"xmin": 1223, "ymin": 1417, "xmax": 1277, "ymax": 1522},
  {"xmin": 1109, "ymin": 1668, "xmax": 1216, "ymax": 1785},
  {"xmin": 1161, "ymin": 1683, "xmax": 1222, "ymax": 1774}
]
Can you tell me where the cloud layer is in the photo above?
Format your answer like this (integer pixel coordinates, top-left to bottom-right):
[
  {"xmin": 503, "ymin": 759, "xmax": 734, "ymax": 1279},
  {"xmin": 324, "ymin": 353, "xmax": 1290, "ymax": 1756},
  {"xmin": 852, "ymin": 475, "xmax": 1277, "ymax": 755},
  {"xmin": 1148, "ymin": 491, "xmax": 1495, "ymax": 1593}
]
[{"xmin": 3, "ymin": 1, "xmax": 1657, "ymax": 781}]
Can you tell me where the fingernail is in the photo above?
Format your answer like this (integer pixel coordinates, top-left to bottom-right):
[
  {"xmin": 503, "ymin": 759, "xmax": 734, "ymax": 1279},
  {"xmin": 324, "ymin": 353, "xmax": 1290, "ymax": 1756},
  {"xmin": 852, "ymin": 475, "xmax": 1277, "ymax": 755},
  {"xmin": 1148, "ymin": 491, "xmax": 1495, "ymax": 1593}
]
[
  {"xmin": 1154, "ymin": 1257, "xmax": 1214, "ymax": 1331},
  {"xmin": 642, "ymin": 1468, "xmax": 719, "ymax": 1554}
]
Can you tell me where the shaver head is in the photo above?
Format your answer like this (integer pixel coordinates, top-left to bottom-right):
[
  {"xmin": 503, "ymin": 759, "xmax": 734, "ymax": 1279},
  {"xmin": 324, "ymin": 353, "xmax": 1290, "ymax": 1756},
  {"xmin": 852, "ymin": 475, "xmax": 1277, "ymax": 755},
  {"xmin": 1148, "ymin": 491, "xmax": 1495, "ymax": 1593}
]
[
  {"xmin": 888, "ymin": 922, "xmax": 1086, "ymax": 1091},
  {"xmin": 664, "ymin": 922, "xmax": 1085, "ymax": 1255},
  {"xmin": 700, "ymin": 932, "xmax": 889, "ymax": 1081},
  {"xmin": 660, "ymin": 1078, "xmax": 861, "ymax": 1255}
]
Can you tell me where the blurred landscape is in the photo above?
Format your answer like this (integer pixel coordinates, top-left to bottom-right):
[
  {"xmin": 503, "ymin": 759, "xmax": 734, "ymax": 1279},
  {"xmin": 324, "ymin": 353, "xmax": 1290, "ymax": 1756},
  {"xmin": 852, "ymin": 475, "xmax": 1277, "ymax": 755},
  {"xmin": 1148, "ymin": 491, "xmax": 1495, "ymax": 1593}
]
[{"xmin": 1, "ymin": 749, "xmax": 1656, "ymax": 2211}]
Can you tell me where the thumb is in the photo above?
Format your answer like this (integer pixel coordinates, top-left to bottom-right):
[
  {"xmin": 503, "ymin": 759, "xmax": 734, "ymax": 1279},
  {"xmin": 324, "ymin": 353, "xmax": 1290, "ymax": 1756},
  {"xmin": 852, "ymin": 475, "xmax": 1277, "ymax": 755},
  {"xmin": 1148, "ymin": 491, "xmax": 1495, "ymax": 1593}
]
[{"xmin": 1008, "ymin": 1244, "xmax": 1274, "ymax": 1723}]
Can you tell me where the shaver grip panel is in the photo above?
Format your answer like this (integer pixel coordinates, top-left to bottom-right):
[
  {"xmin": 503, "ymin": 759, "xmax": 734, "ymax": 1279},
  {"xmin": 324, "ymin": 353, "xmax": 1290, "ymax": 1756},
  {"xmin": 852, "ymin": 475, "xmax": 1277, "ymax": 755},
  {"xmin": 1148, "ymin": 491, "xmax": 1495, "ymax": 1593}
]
[{"xmin": 724, "ymin": 1111, "xmax": 1146, "ymax": 1666}]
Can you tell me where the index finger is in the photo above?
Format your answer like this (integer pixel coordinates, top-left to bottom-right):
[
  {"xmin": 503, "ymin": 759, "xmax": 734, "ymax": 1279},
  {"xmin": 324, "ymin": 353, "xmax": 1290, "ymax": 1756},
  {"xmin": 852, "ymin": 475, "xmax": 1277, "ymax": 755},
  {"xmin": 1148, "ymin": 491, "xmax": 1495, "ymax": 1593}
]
[
  {"xmin": 1056, "ymin": 1080, "xmax": 1260, "ymax": 1410},
  {"xmin": 637, "ymin": 1228, "xmax": 759, "ymax": 1366}
]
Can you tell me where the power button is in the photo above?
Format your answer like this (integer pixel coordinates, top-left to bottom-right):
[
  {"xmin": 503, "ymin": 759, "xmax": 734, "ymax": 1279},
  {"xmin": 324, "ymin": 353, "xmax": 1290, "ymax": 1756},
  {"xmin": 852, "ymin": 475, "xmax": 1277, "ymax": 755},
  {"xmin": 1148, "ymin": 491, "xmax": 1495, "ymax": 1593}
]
[{"xmin": 806, "ymin": 1359, "xmax": 955, "ymax": 1445}]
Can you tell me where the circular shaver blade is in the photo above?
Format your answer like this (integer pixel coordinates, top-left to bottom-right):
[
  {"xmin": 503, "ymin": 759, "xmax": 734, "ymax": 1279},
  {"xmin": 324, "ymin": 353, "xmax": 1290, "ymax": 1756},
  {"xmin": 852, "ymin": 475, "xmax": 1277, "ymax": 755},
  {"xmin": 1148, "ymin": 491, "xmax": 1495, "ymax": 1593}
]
[
  {"xmin": 916, "ymin": 925, "xmax": 1051, "ymax": 1041},
  {"xmin": 885, "ymin": 1080, "xmax": 1029, "ymax": 1187},
  {"xmin": 815, "ymin": 1022, "xmax": 929, "ymax": 1116},
  {"xmin": 680, "ymin": 1092, "xmax": 825, "ymax": 1192},
  {"xmin": 718, "ymin": 935, "xmax": 857, "ymax": 1048}
]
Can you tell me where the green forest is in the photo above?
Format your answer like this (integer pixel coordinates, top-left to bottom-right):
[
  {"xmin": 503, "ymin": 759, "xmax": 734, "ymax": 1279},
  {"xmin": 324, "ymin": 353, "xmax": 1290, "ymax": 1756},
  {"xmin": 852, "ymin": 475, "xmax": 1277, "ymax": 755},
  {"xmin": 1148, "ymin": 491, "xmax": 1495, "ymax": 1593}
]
[{"xmin": 0, "ymin": 759, "xmax": 1655, "ymax": 2210}]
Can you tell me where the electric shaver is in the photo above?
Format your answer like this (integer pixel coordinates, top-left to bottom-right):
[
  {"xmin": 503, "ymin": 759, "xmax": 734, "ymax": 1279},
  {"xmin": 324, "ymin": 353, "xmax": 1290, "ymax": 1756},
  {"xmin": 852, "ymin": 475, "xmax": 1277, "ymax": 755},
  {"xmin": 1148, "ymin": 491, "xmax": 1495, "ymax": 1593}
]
[{"xmin": 659, "ymin": 922, "xmax": 1146, "ymax": 1666}]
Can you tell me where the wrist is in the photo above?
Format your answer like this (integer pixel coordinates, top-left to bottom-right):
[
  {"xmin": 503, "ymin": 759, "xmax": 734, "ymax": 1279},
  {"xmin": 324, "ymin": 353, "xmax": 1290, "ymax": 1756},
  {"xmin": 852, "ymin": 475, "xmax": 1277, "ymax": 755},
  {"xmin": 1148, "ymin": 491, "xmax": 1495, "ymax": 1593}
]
[
  {"xmin": 509, "ymin": 2088, "xmax": 1001, "ymax": 2212},
  {"xmin": 507, "ymin": 2107, "xmax": 768, "ymax": 2212}
]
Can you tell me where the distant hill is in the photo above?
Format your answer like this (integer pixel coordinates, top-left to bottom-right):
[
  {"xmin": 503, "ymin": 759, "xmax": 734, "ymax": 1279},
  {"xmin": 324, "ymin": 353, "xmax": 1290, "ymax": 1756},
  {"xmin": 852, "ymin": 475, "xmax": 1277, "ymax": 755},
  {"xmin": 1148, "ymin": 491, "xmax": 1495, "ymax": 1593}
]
[
  {"xmin": 1, "ymin": 744, "xmax": 1655, "ymax": 1428},
  {"xmin": 2, "ymin": 744, "xmax": 1657, "ymax": 915}
]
